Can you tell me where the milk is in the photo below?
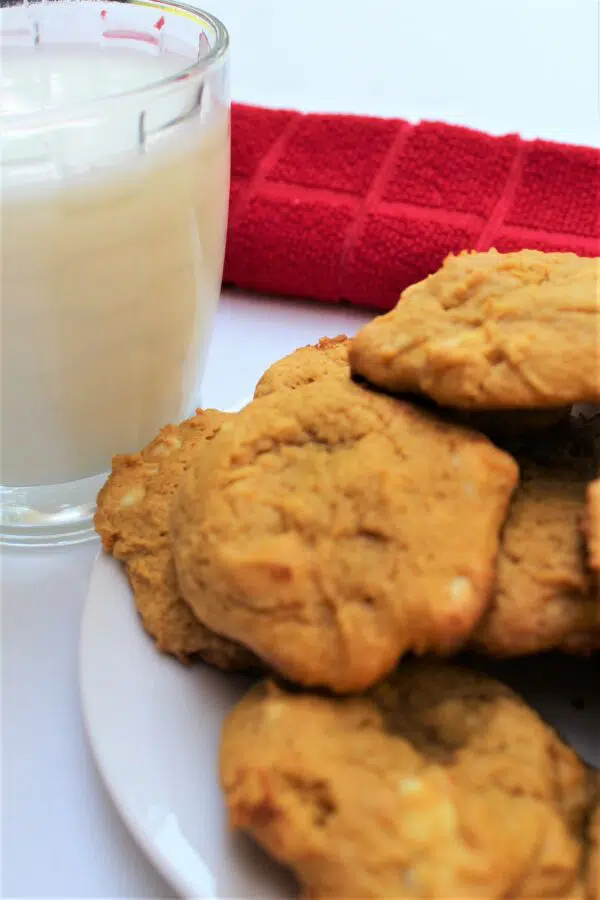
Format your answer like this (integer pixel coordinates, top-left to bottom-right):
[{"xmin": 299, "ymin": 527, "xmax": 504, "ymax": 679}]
[{"xmin": 1, "ymin": 44, "xmax": 230, "ymax": 487}]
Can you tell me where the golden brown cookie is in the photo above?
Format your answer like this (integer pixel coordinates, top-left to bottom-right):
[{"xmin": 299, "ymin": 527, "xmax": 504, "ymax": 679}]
[
  {"xmin": 172, "ymin": 380, "xmax": 518, "ymax": 692},
  {"xmin": 350, "ymin": 249, "xmax": 600, "ymax": 410},
  {"xmin": 472, "ymin": 458, "xmax": 600, "ymax": 657},
  {"xmin": 94, "ymin": 410, "xmax": 259, "ymax": 669},
  {"xmin": 254, "ymin": 335, "xmax": 350, "ymax": 399},
  {"xmin": 220, "ymin": 661, "xmax": 590, "ymax": 899},
  {"xmin": 584, "ymin": 480, "xmax": 600, "ymax": 576}
]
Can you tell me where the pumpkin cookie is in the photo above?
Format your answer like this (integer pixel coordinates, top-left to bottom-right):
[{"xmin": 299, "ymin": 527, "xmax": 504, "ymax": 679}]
[
  {"xmin": 350, "ymin": 249, "xmax": 600, "ymax": 409},
  {"xmin": 473, "ymin": 458, "xmax": 600, "ymax": 657},
  {"xmin": 220, "ymin": 661, "xmax": 590, "ymax": 899},
  {"xmin": 254, "ymin": 335, "xmax": 350, "ymax": 398},
  {"xmin": 95, "ymin": 410, "xmax": 260, "ymax": 669},
  {"xmin": 172, "ymin": 380, "xmax": 518, "ymax": 691}
]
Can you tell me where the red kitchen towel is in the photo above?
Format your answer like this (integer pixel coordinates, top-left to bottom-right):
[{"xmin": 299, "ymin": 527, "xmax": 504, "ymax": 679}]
[{"xmin": 224, "ymin": 103, "xmax": 599, "ymax": 311}]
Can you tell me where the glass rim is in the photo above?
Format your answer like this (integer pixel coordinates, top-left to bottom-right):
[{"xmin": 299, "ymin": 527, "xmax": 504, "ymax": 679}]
[{"xmin": 0, "ymin": 0, "xmax": 229, "ymax": 128}]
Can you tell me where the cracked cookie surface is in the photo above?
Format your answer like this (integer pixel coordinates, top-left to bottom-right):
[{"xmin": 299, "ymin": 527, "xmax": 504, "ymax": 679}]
[
  {"xmin": 220, "ymin": 661, "xmax": 590, "ymax": 899},
  {"xmin": 172, "ymin": 379, "xmax": 518, "ymax": 691},
  {"xmin": 350, "ymin": 249, "xmax": 600, "ymax": 410},
  {"xmin": 94, "ymin": 410, "xmax": 260, "ymax": 669},
  {"xmin": 254, "ymin": 335, "xmax": 350, "ymax": 398}
]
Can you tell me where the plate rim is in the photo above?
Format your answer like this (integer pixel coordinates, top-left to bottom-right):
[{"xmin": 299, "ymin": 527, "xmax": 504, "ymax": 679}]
[{"xmin": 79, "ymin": 551, "xmax": 204, "ymax": 900}]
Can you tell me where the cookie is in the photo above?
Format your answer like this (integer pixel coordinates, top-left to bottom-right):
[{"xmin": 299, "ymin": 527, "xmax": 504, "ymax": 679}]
[
  {"xmin": 172, "ymin": 379, "xmax": 518, "ymax": 691},
  {"xmin": 256, "ymin": 335, "xmax": 570, "ymax": 436},
  {"xmin": 473, "ymin": 458, "xmax": 600, "ymax": 657},
  {"xmin": 256, "ymin": 333, "xmax": 570, "ymax": 436},
  {"xmin": 94, "ymin": 410, "xmax": 260, "ymax": 669},
  {"xmin": 220, "ymin": 661, "xmax": 590, "ymax": 899},
  {"xmin": 350, "ymin": 249, "xmax": 600, "ymax": 409},
  {"xmin": 254, "ymin": 335, "xmax": 350, "ymax": 399},
  {"xmin": 584, "ymin": 480, "xmax": 600, "ymax": 576}
]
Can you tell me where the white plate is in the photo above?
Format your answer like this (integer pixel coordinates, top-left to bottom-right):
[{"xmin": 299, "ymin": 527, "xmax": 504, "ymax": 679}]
[
  {"xmin": 80, "ymin": 551, "xmax": 296, "ymax": 899},
  {"xmin": 80, "ymin": 552, "xmax": 600, "ymax": 899}
]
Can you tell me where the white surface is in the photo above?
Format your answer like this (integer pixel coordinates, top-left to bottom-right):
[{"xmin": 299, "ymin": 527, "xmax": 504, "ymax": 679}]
[
  {"xmin": 80, "ymin": 553, "xmax": 599, "ymax": 900},
  {"xmin": 211, "ymin": 0, "xmax": 600, "ymax": 147},
  {"xmin": 2, "ymin": 1, "xmax": 598, "ymax": 897}
]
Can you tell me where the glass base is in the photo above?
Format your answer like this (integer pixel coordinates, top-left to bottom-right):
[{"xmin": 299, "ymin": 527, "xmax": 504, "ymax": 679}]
[{"xmin": 0, "ymin": 472, "xmax": 107, "ymax": 547}]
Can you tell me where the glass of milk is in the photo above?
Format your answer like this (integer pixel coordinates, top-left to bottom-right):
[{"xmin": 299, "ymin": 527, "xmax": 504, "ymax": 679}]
[{"xmin": 0, "ymin": 0, "xmax": 230, "ymax": 546}]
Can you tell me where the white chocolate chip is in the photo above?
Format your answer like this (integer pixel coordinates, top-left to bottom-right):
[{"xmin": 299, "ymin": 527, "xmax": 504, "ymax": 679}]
[
  {"xmin": 119, "ymin": 485, "xmax": 146, "ymax": 508},
  {"xmin": 435, "ymin": 335, "xmax": 463, "ymax": 349},
  {"xmin": 449, "ymin": 576, "xmax": 472, "ymax": 607},
  {"xmin": 397, "ymin": 777, "xmax": 423, "ymax": 796},
  {"xmin": 152, "ymin": 435, "xmax": 182, "ymax": 456}
]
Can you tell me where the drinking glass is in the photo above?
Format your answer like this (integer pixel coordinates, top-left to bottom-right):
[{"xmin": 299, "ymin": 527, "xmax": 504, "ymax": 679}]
[{"xmin": 0, "ymin": 0, "xmax": 230, "ymax": 546}]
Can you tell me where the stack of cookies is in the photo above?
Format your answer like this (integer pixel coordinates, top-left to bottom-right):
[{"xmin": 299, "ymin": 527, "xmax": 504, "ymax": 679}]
[{"xmin": 95, "ymin": 248, "xmax": 600, "ymax": 899}]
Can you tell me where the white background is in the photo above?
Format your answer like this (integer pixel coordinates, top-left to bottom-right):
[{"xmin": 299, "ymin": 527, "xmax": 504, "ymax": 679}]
[{"xmin": 2, "ymin": 0, "xmax": 599, "ymax": 896}]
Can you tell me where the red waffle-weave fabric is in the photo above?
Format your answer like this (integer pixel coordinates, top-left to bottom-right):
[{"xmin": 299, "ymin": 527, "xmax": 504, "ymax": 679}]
[{"xmin": 224, "ymin": 103, "xmax": 600, "ymax": 311}]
